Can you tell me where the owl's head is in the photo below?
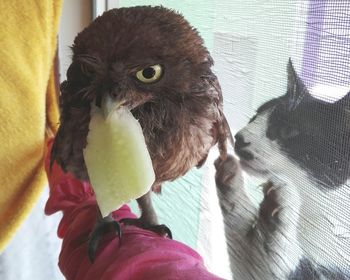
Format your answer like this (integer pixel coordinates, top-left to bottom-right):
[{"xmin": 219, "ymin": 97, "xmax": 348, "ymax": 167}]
[{"xmin": 61, "ymin": 6, "xmax": 214, "ymax": 119}]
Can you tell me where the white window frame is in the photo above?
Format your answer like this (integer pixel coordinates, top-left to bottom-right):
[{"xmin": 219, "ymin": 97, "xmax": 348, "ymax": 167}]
[{"xmin": 92, "ymin": 0, "xmax": 119, "ymax": 19}]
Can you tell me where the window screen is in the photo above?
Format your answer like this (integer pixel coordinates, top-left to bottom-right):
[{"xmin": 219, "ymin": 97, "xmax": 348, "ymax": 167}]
[{"xmin": 98, "ymin": 1, "xmax": 350, "ymax": 279}]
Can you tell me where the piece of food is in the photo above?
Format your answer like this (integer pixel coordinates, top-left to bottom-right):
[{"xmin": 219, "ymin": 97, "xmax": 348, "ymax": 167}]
[{"xmin": 83, "ymin": 106, "xmax": 155, "ymax": 217}]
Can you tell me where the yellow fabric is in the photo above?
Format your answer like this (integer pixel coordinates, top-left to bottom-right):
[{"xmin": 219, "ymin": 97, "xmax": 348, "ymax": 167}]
[{"xmin": 0, "ymin": 1, "xmax": 62, "ymax": 251}]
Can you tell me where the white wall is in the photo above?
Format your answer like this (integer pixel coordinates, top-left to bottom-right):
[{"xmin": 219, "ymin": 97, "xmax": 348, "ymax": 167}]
[{"xmin": 59, "ymin": 0, "xmax": 92, "ymax": 82}]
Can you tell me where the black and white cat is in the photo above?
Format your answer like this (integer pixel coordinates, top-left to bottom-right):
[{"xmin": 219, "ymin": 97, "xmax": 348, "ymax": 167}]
[{"xmin": 215, "ymin": 59, "xmax": 350, "ymax": 280}]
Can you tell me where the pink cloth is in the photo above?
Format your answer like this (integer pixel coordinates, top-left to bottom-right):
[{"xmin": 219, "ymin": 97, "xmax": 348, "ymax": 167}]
[{"xmin": 44, "ymin": 139, "xmax": 223, "ymax": 280}]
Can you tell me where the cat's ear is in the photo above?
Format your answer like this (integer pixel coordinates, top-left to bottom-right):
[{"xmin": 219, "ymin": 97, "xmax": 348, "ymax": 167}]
[{"xmin": 286, "ymin": 58, "xmax": 310, "ymax": 110}]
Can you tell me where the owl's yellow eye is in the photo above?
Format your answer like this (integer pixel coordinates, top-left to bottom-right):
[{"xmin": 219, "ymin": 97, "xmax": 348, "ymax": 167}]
[{"xmin": 135, "ymin": 65, "xmax": 163, "ymax": 83}]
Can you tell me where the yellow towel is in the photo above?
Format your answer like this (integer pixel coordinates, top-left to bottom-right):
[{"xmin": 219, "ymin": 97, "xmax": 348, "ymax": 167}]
[{"xmin": 0, "ymin": 1, "xmax": 62, "ymax": 251}]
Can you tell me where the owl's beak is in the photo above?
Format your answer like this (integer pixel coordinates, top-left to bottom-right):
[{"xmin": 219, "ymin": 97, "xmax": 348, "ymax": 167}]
[
  {"xmin": 101, "ymin": 95, "xmax": 127, "ymax": 119},
  {"xmin": 100, "ymin": 92, "xmax": 152, "ymax": 119}
]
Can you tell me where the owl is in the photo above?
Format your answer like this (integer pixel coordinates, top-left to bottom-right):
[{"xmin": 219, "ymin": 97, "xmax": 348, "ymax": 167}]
[{"xmin": 51, "ymin": 6, "xmax": 231, "ymax": 260}]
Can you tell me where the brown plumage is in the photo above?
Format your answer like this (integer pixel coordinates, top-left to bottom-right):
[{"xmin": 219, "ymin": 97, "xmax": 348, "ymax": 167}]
[{"xmin": 51, "ymin": 6, "xmax": 231, "ymax": 250}]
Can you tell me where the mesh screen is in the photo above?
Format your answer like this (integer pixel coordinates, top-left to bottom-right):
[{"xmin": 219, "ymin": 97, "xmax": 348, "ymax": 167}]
[
  {"xmin": 114, "ymin": 1, "xmax": 350, "ymax": 278},
  {"xmin": 211, "ymin": 1, "xmax": 350, "ymax": 279},
  {"xmin": 301, "ymin": 1, "xmax": 350, "ymax": 99}
]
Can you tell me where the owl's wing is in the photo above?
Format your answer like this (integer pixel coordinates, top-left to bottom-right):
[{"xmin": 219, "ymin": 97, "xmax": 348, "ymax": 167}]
[
  {"xmin": 196, "ymin": 111, "xmax": 234, "ymax": 167},
  {"xmin": 50, "ymin": 78, "xmax": 91, "ymax": 180},
  {"xmin": 195, "ymin": 74, "xmax": 234, "ymax": 168},
  {"xmin": 210, "ymin": 75, "xmax": 234, "ymax": 160},
  {"xmin": 196, "ymin": 154, "xmax": 209, "ymax": 168},
  {"xmin": 219, "ymin": 107, "xmax": 234, "ymax": 148},
  {"xmin": 51, "ymin": 56, "xmax": 104, "ymax": 177},
  {"xmin": 50, "ymin": 108, "xmax": 90, "ymax": 179}
]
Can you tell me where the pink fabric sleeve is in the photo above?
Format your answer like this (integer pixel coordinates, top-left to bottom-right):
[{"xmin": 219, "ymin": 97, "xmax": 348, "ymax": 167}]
[{"xmin": 44, "ymin": 139, "xmax": 224, "ymax": 280}]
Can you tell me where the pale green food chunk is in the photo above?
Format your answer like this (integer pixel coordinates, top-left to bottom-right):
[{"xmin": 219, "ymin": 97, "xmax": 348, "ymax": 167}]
[{"xmin": 83, "ymin": 107, "xmax": 155, "ymax": 217}]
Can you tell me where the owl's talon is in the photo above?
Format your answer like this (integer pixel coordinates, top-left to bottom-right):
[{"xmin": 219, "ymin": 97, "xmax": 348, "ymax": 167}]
[
  {"xmin": 88, "ymin": 217, "xmax": 121, "ymax": 263},
  {"xmin": 154, "ymin": 224, "xmax": 173, "ymax": 239},
  {"xmin": 120, "ymin": 218, "xmax": 172, "ymax": 239}
]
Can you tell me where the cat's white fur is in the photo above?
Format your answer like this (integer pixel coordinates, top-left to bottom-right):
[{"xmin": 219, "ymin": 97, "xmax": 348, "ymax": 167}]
[{"xmin": 216, "ymin": 111, "xmax": 350, "ymax": 280}]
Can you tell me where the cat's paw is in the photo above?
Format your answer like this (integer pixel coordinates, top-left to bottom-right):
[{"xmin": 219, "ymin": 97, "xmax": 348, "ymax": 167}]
[
  {"xmin": 258, "ymin": 181, "xmax": 282, "ymax": 232},
  {"xmin": 215, "ymin": 154, "xmax": 241, "ymax": 190}
]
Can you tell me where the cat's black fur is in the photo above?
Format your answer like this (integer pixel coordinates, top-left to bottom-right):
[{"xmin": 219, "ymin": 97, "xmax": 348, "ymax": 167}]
[{"xmin": 215, "ymin": 59, "xmax": 350, "ymax": 279}]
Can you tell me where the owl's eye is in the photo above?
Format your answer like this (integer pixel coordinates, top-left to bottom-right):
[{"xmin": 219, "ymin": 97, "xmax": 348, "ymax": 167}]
[{"xmin": 135, "ymin": 65, "xmax": 163, "ymax": 84}]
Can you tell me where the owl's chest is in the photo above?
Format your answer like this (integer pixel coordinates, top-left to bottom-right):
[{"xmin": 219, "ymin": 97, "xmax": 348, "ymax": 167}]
[{"xmin": 150, "ymin": 115, "xmax": 215, "ymax": 183}]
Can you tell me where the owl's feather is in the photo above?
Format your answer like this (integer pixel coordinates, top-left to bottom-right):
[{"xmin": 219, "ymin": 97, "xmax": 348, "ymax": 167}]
[{"xmin": 52, "ymin": 6, "xmax": 231, "ymax": 188}]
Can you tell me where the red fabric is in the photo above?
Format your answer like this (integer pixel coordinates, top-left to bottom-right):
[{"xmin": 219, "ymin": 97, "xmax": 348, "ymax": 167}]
[{"xmin": 45, "ymin": 139, "xmax": 223, "ymax": 280}]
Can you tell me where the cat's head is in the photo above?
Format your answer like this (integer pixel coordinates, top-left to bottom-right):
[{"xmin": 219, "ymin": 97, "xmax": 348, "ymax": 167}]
[{"xmin": 235, "ymin": 59, "xmax": 350, "ymax": 187}]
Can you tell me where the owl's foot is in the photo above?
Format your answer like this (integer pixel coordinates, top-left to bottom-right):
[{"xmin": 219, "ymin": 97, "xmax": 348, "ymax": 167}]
[
  {"xmin": 88, "ymin": 214, "xmax": 121, "ymax": 263},
  {"xmin": 124, "ymin": 192, "xmax": 172, "ymax": 238},
  {"xmin": 120, "ymin": 217, "xmax": 172, "ymax": 239}
]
